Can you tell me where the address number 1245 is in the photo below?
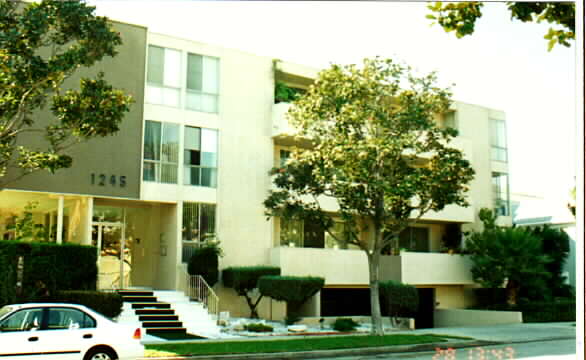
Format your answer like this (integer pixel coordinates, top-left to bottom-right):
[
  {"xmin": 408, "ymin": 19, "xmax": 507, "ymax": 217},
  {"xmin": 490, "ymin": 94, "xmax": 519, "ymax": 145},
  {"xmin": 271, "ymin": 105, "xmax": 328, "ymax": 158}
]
[{"xmin": 91, "ymin": 174, "xmax": 127, "ymax": 187}]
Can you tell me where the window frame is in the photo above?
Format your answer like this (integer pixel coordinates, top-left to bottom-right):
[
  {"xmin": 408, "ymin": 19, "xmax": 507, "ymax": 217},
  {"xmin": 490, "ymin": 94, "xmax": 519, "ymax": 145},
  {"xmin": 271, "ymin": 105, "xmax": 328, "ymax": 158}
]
[
  {"xmin": 185, "ymin": 52, "xmax": 220, "ymax": 114},
  {"xmin": 183, "ymin": 126, "xmax": 218, "ymax": 188},
  {"xmin": 490, "ymin": 119, "xmax": 508, "ymax": 162},
  {"xmin": 143, "ymin": 120, "xmax": 180, "ymax": 184},
  {"xmin": 492, "ymin": 172, "xmax": 510, "ymax": 216}
]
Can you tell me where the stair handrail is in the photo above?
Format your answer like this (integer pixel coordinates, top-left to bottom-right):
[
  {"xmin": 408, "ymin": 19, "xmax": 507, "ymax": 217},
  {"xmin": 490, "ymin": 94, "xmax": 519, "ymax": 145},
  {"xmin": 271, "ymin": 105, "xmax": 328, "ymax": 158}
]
[{"xmin": 178, "ymin": 266, "xmax": 220, "ymax": 322}]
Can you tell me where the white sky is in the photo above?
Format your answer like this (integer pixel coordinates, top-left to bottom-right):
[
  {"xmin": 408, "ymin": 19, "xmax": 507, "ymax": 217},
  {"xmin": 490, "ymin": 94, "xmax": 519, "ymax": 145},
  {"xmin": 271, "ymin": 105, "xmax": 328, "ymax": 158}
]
[{"xmin": 88, "ymin": 0, "xmax": 580, "ymax": 202}]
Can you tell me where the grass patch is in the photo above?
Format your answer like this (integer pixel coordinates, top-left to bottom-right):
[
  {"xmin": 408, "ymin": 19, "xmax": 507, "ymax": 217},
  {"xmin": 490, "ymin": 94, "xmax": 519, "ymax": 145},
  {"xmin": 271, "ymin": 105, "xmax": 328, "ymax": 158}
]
[{"xmin": 146, "ymin": 334, "xmax": 452, "ymax": 356}]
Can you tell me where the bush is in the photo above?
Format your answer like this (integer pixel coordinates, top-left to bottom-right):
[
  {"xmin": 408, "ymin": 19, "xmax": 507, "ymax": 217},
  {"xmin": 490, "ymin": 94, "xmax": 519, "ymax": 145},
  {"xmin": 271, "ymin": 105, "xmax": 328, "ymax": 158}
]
[
  {"xmin": 187, "ymin": 243, "xmax": 222, "ymax": 287},
  {"xmin": 244, "ymin": 323, "xmax": 273, "ymax": 332},
  {"xmin": 380, "ymin": 281, "xmax": 418, "ymax": 319},
  {"xmin": 284, "ymin": 315, "xmax": 301, "ymax": 325},
  {"xmin": 473, "ymin": 288, "xmax": 508, "ymax": 307},
  {"xmin": 332, "ymin": 318, "xmax": 359, "ymax": 332},
  {"xmin": 49, "ymin": 290, "xmax": 123, "ymax": 319},
  {"xmin": 0, "ymin": 241, "xmax": 97, "ymax": 306},
  {"xmin": 222, "ymin": 266, "xmax": 281, "ymax": 318},
  {"xmin": 258, "ymin": 275, "xmax": 324, "ymax": 319},
  {"xmin": 518, "ymin": 299, "xmax": 575, "ymax": 323}
]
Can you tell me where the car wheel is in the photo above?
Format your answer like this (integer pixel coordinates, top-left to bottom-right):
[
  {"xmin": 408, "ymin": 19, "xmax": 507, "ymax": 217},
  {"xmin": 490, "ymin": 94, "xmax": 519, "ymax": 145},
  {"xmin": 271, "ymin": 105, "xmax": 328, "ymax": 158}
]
[{"xmin": 85, "ymin": 348, "xmax": 117, "ymax": 360}]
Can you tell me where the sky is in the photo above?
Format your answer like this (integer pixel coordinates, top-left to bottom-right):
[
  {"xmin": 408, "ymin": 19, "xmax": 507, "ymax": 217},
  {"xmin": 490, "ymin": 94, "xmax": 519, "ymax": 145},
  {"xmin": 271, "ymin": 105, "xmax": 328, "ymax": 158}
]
[{"xmin": 88, "ymin": 0, "xmax": 580, "ymax": 204}]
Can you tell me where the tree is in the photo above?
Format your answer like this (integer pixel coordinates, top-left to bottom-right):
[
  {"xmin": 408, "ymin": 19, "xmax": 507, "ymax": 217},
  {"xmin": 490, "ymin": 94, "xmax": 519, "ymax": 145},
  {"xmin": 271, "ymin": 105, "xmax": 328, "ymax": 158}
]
[
  {"xmin": 0, "ymin": 0, "xmax": 133, "ymax": 189},
  {"xmin": 187, "ymin": 243, "xmax": 222, "ymax": 287},
  {"xmin": 464, "ymin": 209, "xmax": 551, "ymax": 305},
  {"xmin": 222, "ymin": 266, "xmax": 281, "ymax": 319},
  {"xmin": 427, "ymin": 2, "xmax": 575, "ymax": 51},
  {"xmin": 263, "ymin": 58, "xmax": 475, "ymax": 335}
]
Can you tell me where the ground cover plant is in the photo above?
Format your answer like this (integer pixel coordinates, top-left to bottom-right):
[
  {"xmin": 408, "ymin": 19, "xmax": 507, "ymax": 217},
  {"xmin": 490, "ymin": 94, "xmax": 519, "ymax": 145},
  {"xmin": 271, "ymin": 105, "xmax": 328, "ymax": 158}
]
[{"xmin": 145, "ymin": 334, "xmax": 464, "ymax": 356}]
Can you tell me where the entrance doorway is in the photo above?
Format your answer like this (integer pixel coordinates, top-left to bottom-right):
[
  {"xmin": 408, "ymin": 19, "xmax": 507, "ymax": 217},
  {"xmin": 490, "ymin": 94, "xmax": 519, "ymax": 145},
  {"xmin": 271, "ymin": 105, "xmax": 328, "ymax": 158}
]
[{"xmin": 92, "ymin": 222, "xmax": 132, "ymax": 290}]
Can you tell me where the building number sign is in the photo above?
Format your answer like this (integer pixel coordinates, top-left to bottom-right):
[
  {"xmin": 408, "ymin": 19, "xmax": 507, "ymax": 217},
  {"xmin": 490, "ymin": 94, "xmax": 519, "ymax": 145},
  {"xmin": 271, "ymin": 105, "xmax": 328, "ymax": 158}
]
[{"xmin": 91, "ymin": 173, "xmax": 127, "ymax": 188}]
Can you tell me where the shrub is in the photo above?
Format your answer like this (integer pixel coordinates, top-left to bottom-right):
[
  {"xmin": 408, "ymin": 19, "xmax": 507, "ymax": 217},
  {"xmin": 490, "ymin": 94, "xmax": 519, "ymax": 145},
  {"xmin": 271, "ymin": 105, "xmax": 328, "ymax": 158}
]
[
  {"xmin": 222, "ymin": 266, "xmax": 281, "ymax": 318},
  {"xmin": 0, "ymin": 241, "xmax": 97, "ymax": 306},
  {"xmin": 332, "ymin": 318, "xmax": 359, "ymax": 332},
  {"xmin": 284, "ymin": 315, "xmax": 301, "ymax": 325},
  {"xmin": 244, "ymin": 323, "xmax": 273, "ymax": 332},
  {"xmin": 380, "ymin": 281, "xmax": 419, "ymax": 321},
  {"xmin": 518, "ymin": 299, "xmax": 575, "ymax": 323},
  {"xmin": 258, "ymin": 275, "xmax": 324, "ymax": 318},
  {"xmin": 473, "ymin": 288, "xmax": 508, "ymax": 307},
  {"xmin": 187, "ymin": 242, "xmax": 222, "ymax": 287},
  {"xmin": 49, "ymin": 290, "xmax": 123, "ymax": 319}
]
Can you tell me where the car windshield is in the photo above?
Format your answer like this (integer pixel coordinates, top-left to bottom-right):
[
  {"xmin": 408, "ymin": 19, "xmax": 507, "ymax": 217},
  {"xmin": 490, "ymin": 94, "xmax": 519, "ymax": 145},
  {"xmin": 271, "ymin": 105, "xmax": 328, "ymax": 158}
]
[{"xmin": 0, "ymin": 306, "xmax": 14, "ymax": 320}]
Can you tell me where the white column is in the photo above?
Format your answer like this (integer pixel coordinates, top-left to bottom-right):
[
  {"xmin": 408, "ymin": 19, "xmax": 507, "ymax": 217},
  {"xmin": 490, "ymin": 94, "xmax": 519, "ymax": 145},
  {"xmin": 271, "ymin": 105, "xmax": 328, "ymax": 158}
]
[
  {"xmin": 56, "ymin": 196, "xmax": 64, "ymax": 244},
  {"xmin": 85, "ymin": 197, "xmax": 93, "ymax": 246}
]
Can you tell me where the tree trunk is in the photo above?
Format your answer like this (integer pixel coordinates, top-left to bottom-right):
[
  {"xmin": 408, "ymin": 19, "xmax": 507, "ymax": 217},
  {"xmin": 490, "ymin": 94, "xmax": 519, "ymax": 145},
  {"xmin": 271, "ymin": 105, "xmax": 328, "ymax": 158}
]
[
  {"xmin": 243, "ymin": 293, "xmax": 261, "ymax": 319},
  {"xmin": 367, "ymin": 251, "xmax": 384, "ymax": 335},
  {"xmin": 506, "ymin": 280, "xmax": 518, "ymax": 306}
]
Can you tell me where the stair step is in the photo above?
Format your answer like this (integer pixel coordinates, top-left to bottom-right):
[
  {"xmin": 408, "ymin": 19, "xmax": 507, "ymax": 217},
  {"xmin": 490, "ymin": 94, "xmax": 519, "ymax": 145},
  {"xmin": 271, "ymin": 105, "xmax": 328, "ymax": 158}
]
[
  {"xmin": 122, "ymin": 296, "xmax": 158, "ymax": 303},
  {"xmin": 143, "ymin": 321, "xmax": 183, "ymax": 328},
  {"xmin": 139, "ymin": 315, "xmax": 179, "ymax": 321},
  {"xmin": 146, "ymin": 327, "xmax": 187, "ymax": 334},
  {"xmin": 118, "ymin": 290, "xmax": 154, "ymax": 297},
  {"xmin": 131, "ymin": 302, "xmax": 171, "ymax": 309},
  {"xmin": 135, "ymin": 309, "xmax": 175, "ymax": 315}
]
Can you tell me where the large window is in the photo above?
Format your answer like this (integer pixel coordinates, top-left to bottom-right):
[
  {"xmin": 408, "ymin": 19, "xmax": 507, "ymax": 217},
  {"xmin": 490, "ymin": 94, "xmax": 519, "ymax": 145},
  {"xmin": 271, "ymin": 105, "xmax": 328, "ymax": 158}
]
[
  {"xmin": 146, "ymin": 45, "xmax": 181, "ymax": 107},
  {"xmin": 182, "ymin": 202, "xmax": 216, "ymax": 242},
  {"xmin": 186, "ymin": 53, "xmax": 219, "ymax": 113},
  {"xmin": 143, "ymin": 120, "xmax": 179, "ymax": 184},
  {"xmin": 398, "ymin": 227, "xmax": 430, "ymax": 252},
  {"xmin": 146, "ymin": 46, "xmax": 220, "ymax": 113},
  {"xmin": 279, "ymin": 218, "xmax": 359, "ymax": 250},
  {"xmin": 184, "ymin": 126, "xmax": 218, "ymax": 188},
  {"xmin": 492, "ymin": 172, "xmax": 510, "ymax": 216},
  {"xmin": 490, "ymin": 119, "xmax": 507, "ymax": 162}
]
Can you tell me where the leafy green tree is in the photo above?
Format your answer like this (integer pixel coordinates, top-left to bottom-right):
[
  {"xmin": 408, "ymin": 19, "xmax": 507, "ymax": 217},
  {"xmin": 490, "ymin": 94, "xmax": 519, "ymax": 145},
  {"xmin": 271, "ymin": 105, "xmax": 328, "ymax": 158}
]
[
  {"xmin": 427, "ymin": 2, "xmax": 575, "ymax": 51},
  {"xmin": 0, "ymin": 0, "xmax": 133, "ymax": 188},
  {"xmin": 222, "ymin": 266, "xmax": 281, "ymax": 318},
  {"xmin": 263, "ymin": 58, "xmax": 475, "ymax": 335},
  {"xmin": 465, "ymin": 209, "xmax": 550, "ymax": 305}
]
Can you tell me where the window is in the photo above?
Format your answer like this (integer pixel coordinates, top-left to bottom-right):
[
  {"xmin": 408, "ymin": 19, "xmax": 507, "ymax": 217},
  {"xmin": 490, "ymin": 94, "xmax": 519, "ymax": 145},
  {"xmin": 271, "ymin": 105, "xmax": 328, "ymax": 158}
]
[
  {"xmin": 398, "ymin": 227, "xmax": 429, "ymax": 252},
  {"xmin": 325, "ymin": 222, "xmax": 360, "ymax": 250},
  {"xmin": 490, "ymin": 119, "xmax": 507, "ymax": 162},
  {"xmin": 279, "ymin": 150, "xmax": 291, "ymax": 167},
  {"xmin": 184, "ymin": 126, "xmax": 218, "ymax": 188},
  {"xmin": 279, "ymin": 218, "xmax": 358, "ymax": 250},
  {"xmin": 279, "ymin": 218, "xmax": 303, "ymax": 247},
  {"xmin": 146, "ymin": 45, "xmax": 181, "ymax": 107},
  {"xmin": 492, "ymin": 172, "xmax": 510, "ymax": 216},
  {"xmin": 0, "ymin": 308, "xmax": 43, "ymax": 332},
  {"xmin": 182, "ymin": 202, "xmax": 216, "ymax": 242},
  {"xmin": 186, "ymin": 53, "xmax": 219, "ymax": 113},
  {"xmin": 143, "ymin": 120, "xmax": 179, "ymax": 184},
  {"xmin": 46, "ymin": 308, "xmax": 95, "ymax": 330}
]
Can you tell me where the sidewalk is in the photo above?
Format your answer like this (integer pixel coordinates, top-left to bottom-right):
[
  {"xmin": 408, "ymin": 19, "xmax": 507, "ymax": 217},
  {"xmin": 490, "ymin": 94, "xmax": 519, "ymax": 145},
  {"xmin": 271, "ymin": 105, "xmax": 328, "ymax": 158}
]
[{"xmin": 143, "ymin": 322, "xmax": 576, "ymax": 360}]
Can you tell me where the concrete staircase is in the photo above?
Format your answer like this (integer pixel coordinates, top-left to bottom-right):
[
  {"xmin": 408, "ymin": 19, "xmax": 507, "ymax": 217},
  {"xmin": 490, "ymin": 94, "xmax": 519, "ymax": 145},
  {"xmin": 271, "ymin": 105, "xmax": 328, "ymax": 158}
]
[{"xmin": 116, "ymin": 289, "xmax": 221, "ymax": 339}]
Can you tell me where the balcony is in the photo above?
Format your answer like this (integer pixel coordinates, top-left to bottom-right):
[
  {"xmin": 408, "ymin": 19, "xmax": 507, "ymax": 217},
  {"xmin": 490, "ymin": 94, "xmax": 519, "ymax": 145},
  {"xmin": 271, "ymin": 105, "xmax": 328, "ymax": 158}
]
[{"xmin": 269, "ymin": 247, "xmax": 475, "ymax": 286}]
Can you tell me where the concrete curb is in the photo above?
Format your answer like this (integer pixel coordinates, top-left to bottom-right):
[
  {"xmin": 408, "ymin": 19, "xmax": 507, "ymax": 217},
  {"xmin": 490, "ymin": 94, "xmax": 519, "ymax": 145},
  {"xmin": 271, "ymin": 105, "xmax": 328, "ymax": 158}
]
[{"xmin": 141, "ymin": 336, "xmax": 576, "ymax": 360}]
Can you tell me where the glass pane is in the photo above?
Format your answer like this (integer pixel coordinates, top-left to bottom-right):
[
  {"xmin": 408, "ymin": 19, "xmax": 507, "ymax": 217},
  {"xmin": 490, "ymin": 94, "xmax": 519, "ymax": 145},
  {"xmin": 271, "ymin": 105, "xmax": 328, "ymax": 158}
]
[
  {"xmin": 146, "ymin": 85, "xmax": 163, "ymax": 105},
  {"xmin": 144, "ymin": 121, "xmax": 161, "ymax": 160},
  {"xmin": 186, "ymin": 91, "xmax": 202, "ymax": 111},
  {"xmin": 280, "ymin": 218, "xmax": 303, "ymax": 247},
  {"xmin": 0, "ymin": 309, "xmax": 43, "ymax": 332},
  {"xmin": 163, "ymin": 48, "xmax": 181, "ymax": 88},
  {"xmin": 187, "ymin": 53, "xmax": 203, "ymax": 91},
  {"xmin": 163, "ymin": 87, "xmax": 180, "ymax": 107},
  {"xmin": 497, "ymin": 121, "xmax": 507, "ymax": 147},
  {"xmin": 202, "ymin": 94, "xmax": 218, "ymax": 113},
  {"xmin": 184, "ymin": 166, "xmax": 200, "ymax": 186},
  {"xmin": 182, "ymin": 202, "xmax": 200, "ymax": 241},
  {"xmin": 200, "ymin": 204, "xmax": 216, "ymax": 242},
  {"xmin": 143, "ymin": 162, "xmax": 156, "ymax": 181},
  {"xmin": 201, "ymin": 129, "xmax": 218, "ymax": 166},
  {"xmin": 202, "ymin": 56, "xmax": 219, "ymax": 94},
  {"xmin": 303, "ymin": 221, "xmax": 325, "ymax": 248},
  {"xmin": 161, "ymin": 164, "xmax": 178, "ymax": 184},
  {"xmin": 184, "ymin": 126, "xmax": 201, "ymax": 151},
  {"xmin": 161, "ymin": 123, "xmax": 179, "ymax": 163},
  {"xmin": 200, "ymin": 168, "xmax": 216, "ymax": 187},
  {"xmin": 147, "ymin": 45, "xmax": 164, "ymax": 85},
  {"xmin": 184, "ymin": 149, "xmax": 201, "ymax": 166}
]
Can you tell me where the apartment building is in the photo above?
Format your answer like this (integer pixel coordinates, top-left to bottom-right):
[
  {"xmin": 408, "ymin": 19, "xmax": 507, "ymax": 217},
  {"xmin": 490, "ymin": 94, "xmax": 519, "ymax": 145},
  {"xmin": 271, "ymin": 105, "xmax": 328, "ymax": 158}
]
[{"xmin": 0, "ymin": 21, "xmax": 512, "ymax": 324}]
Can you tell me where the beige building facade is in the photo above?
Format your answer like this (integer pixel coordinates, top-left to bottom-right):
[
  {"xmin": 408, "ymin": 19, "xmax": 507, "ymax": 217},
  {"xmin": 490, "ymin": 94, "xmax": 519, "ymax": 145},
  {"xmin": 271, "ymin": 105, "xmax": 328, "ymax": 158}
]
[{"xmin": 0, "ymin": 22, "xmax": 512, "ymax": 325}]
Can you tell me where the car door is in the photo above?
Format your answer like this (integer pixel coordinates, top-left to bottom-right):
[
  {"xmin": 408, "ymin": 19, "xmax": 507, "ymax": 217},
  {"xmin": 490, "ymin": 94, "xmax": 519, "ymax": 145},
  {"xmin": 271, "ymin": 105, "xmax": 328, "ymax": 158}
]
[
  {"xmin": 0, "ymin": 307, "xmax": 44, "ymax": 358},
  {"xmin": 31, "ymin": 307, "xmax": 97, "ymax": 360}
]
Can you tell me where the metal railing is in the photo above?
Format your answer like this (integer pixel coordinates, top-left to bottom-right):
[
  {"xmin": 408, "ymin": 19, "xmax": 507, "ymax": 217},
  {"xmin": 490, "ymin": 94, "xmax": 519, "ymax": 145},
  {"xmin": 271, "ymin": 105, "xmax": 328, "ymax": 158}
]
[{"xmin": 178, "ymin": 266, "xmax": 220, "ymax": 322}]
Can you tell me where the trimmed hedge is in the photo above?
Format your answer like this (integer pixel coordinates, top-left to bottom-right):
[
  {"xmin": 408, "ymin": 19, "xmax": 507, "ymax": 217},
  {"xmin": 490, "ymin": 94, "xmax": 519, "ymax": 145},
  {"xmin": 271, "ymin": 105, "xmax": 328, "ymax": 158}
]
[
  {"xmin": 380, "ymin": 281, "xmax": 419, "ymax": 319},
  {"xmin": 519, "ymin": 300, "xmax": 575, "ymax": 322},
  {"xmin": 223, "ymin": 266, "xmax": 281, "ymax": 293},
  {"xmin": 258, "ymin": 276, "xmax": 325, "ymax": 305},
  {"xmin": 332, "ymin": 318, "xmax": 359, "ymax": 332},
  {"xmin": 49, "ymin": 290, "xmax": 123, "ymax": 319},
  {"xmin": 187, "ymin": 243, "xmax": 222, "ymax": 287},
  {"xmin": 0, "ymin": 241, "xmax": 97, "ymax": 306}
]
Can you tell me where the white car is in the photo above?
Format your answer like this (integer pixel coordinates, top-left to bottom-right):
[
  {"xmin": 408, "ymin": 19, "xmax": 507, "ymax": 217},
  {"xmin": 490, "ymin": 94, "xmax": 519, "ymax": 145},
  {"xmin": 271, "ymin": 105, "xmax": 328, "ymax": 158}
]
[{"xmin": 0, "ymin": 303, "xmax": 144, "ymax": 360}]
